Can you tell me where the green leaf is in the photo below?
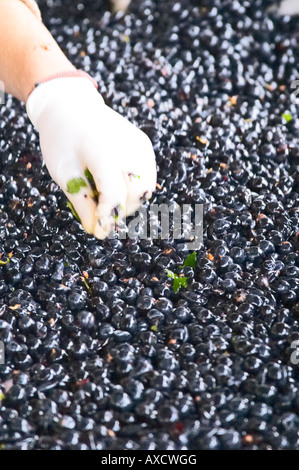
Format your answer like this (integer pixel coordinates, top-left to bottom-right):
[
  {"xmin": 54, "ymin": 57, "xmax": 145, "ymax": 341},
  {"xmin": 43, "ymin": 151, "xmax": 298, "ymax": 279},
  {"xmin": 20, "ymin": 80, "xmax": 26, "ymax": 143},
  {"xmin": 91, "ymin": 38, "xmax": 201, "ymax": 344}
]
[
  {"xmin": 67, "ymin": 201, "xmax": 81, "ymax": 222},
  {"xmin": 84, "ymin": 169, "xmax": 94, "ymax": 182},
  {"xmin": 0, "ymin": 259, "xmax": 10, "ymax": 266},
  {"xmin": 0, "ymin": 251, "xmax": 12, "ymax": 265},
  {"xmin": 173, "ymin": 276, "xmax": 188, "ymax": 293},
  {"xmin": 183, "ymin": 251, "xmax": 197, "ymax": 268},
  {"xmin": 67, "ymin": 177, "xmax": 87, "ymax": 194},
  {"xmin": 165, "ymin": 268, "xmax": 188, "ymax": 293},
  {"xmin": 165, "ymin": 269, "xmax": 176, "ymax": 279},
  {"xmin": 282, "ymin": 112, "xmax": 292, "ymax": 123}
]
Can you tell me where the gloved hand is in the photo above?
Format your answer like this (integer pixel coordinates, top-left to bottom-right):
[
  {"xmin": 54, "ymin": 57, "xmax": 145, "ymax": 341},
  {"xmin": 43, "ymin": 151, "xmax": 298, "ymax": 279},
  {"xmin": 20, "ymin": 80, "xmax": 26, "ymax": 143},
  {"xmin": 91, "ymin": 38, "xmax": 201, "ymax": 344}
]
[
  {"xmin": 26, "ymin": 76, "xmax": 157, "ymax": 239},
  {"xmin": 269, "ymin": 0, "xmax": 299, "ymax": 15}
]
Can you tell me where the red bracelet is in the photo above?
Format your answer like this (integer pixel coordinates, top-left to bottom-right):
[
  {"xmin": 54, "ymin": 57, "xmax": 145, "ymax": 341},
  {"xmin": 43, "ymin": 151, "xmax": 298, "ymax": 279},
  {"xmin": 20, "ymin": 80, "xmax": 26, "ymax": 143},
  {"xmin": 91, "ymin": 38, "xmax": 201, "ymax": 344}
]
[{"xmin": 28, "ymin": 70, "xmax": 98, "ymax": 100}]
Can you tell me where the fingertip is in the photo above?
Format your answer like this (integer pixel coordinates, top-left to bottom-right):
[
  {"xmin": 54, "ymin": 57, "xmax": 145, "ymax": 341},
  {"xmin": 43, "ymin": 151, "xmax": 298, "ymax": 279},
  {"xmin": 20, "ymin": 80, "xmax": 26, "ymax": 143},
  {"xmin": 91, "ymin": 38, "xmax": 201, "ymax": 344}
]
[
  {"xmin": 65, "ymin": 191, "xmax": 97, "ymax": 235},
  {"xmin": 94, "ymin": 216, "xmax": 115, "ymax": 240}
]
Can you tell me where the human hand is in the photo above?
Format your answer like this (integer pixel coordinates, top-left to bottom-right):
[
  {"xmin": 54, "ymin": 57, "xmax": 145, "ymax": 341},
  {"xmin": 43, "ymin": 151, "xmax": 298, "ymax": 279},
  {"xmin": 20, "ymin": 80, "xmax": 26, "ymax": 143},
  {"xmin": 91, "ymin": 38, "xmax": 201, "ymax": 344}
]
[{"xmin": 26, "ymin": 77, "xmax": 157, "ymax": 239}]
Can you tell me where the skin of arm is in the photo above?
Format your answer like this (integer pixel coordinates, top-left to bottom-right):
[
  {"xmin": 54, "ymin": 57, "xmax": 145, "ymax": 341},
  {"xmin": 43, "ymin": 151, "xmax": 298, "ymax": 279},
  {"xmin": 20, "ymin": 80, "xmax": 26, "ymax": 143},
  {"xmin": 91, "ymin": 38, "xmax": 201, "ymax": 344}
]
[{"xmin": 0, "ymin": 0, "xmax": 75, "ymax": 103}]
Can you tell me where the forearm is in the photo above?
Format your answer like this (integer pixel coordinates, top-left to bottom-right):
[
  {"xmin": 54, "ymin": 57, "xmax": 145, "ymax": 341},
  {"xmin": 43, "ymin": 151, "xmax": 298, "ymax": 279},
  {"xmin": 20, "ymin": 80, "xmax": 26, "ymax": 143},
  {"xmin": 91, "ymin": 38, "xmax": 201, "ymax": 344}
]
[{"xmin": 0, "ymin": 0, "xmax": 75, "ymax": 103}]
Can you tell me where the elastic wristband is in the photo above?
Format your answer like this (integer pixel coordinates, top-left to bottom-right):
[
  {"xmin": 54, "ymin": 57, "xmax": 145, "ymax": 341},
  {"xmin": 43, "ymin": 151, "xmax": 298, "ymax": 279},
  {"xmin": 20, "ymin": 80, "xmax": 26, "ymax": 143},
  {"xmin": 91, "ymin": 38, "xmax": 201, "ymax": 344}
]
[{"xmin": 28, "ymin": 70, "xmax": 98, "ymax": 101}]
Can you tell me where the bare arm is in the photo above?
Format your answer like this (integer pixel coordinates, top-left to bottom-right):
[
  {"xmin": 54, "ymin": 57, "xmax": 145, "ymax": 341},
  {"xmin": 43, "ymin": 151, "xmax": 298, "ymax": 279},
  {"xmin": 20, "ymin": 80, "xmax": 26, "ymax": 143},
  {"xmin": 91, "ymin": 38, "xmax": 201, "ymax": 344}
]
[{"xmin": 0, "ymin": 0, "xmax": 75, "ymax": 102}]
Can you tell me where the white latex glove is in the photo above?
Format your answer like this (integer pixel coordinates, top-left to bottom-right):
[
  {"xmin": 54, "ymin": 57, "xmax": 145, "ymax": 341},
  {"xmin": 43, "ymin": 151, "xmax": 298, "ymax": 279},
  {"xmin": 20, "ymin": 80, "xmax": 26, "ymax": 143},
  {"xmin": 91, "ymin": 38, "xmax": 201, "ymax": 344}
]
[
  {"xmin": 26, "ymin": 77, "xmax": 157, "ymax": 239},
  {"xmin": 270, "ymin": 0, "xmax": 299, "ymax": 15}
]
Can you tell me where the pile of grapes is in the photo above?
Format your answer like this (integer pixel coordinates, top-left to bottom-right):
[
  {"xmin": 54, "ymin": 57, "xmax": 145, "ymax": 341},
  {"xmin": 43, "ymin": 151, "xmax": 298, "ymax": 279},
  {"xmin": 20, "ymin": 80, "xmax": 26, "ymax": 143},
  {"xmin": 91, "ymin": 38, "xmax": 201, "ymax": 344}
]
[{"xmin": 0, "ymin": 0, "xmax": 298, "ymax": 450}]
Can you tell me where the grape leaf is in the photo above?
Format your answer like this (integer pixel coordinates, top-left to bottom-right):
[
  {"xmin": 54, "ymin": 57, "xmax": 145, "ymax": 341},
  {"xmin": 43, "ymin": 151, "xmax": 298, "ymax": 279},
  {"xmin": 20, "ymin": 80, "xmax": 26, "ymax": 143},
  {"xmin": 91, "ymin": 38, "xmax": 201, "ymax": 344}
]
[
  {"xmin": 67, "ymin": 177, "xmax": 87, "ymax": 194},
  {"xmin": 183, "ymin": 251, "xmax": 197, "ymax": 268}
]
